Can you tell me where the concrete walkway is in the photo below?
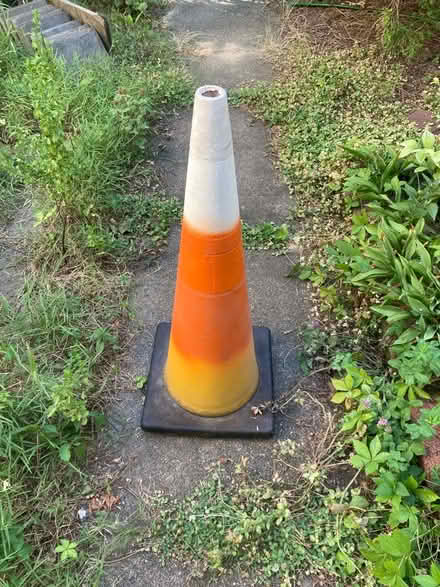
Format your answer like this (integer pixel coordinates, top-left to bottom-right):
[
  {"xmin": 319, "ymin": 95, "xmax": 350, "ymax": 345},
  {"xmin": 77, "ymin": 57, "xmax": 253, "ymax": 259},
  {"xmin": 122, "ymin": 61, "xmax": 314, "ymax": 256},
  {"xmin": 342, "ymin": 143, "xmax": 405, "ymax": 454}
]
[{"xmin": 99, "ymin": 1, "xmax": 312, "ymax": 584}]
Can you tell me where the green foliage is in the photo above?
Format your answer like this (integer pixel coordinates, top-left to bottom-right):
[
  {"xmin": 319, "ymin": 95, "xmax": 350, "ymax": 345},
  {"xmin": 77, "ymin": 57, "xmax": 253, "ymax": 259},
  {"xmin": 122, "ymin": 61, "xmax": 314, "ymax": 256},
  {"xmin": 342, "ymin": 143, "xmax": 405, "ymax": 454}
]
[
  {"xmin": 0, "ymin": 18, "xmax": 191, "ymax": 257},
  {"xmin": 424, "ymin": 75, "xmax": 440, "ymax": 120},
  {"xmin": 233, "ymin": 44, "xmax": 412, "ymax": 224},
  {"xmin": 0, "ymin": 4, "xmax": 190, "ymax": 585},
  {"xmin": 241, "ymin": 221, "xmax": 289, "ymax": 251},
  {"xmin": 151, "ymin": 468, "xmax": 370, "ymax": 584},
  {"xmin": 329, "ymin": 356, "xmax": 440, "ymax": 586},
  {"xmin": 320, "ymin": 132, "xmax": 440, "ymax": 347},
  {"xmin": 0, "ymin": 267, "xmax": 127, "ymax": 581},
  {"xmin": 55, "ymin": 539, "xmax": 78, "ymax": 562}
]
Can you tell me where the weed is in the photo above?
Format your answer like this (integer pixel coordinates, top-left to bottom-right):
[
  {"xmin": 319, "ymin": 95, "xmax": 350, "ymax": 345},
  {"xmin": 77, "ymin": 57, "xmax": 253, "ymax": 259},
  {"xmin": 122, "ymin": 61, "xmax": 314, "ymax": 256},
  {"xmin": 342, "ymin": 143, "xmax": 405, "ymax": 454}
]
[
  {"xmin": 379, "ymin": 0, "xmax": 440, "ymax": 59},
  {"xmin": 0, "ymin": 20, "xmax": 191, "ymax": 259},
  {"xmin": 150, "ymin": 454, "xmax": 373, "ymax": 584},
  {"xmin": 242, "ymin": 220, "xmax": 289, "ymax": 251},
  {"xmin": 0, "ymin": 265, "xmax": 128, "ymax": 583}
]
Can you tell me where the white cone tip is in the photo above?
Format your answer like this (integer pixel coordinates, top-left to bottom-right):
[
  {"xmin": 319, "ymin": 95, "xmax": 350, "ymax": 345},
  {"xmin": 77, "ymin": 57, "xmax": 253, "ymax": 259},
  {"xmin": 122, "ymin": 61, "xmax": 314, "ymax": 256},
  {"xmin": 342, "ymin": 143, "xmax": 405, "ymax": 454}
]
[{"xmin": 183, "ymin": 85, "xmax": 240, "ymax": 234}]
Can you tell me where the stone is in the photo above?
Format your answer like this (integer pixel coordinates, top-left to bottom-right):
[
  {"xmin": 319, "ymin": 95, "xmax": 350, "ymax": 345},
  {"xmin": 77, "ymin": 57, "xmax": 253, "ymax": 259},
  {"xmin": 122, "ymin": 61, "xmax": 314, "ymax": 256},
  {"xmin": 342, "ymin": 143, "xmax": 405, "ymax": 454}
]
[
  {"xmin": 43, "ymin": 19, "xmax": 80, "ymax": 39},
  {"xmin": 6, "ymin": 0, "xmax": 48, "ymax": 20},
  {"xmin": 14, "ymin": 7, "xmax": 72, "ymax": 34},
  {"xmin": 48, "ymin": 24, "xmax": 106, "ymax": 63}
]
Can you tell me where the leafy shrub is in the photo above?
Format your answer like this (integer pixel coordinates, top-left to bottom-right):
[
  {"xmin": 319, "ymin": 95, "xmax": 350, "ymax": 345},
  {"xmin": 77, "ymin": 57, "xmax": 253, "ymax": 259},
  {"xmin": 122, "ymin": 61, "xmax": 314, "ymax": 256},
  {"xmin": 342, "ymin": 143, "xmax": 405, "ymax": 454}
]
[
  {"xmin": 0, "ymin": 22, "xmax": 191, "ymax": 256},
  {"xmin": 325, "ymin": 131, "xmax": 440, "ymax": 348}
]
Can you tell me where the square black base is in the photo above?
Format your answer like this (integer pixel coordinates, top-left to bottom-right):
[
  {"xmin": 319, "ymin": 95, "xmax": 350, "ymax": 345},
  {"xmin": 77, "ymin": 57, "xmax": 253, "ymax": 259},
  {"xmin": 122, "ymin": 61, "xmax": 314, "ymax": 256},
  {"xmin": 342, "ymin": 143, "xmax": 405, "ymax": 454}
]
[{"xmin": 140, "ymin": 322, "xmax": 273, "ymax": 437}]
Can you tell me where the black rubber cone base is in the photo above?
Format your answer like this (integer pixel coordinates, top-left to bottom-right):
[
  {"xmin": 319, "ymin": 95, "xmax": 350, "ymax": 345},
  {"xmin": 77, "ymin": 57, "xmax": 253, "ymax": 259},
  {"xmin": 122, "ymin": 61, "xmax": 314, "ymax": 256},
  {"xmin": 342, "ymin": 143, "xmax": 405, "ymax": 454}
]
[{"xmin": 140, "ymin": 322, "xmax": 273, "ymax": 437}]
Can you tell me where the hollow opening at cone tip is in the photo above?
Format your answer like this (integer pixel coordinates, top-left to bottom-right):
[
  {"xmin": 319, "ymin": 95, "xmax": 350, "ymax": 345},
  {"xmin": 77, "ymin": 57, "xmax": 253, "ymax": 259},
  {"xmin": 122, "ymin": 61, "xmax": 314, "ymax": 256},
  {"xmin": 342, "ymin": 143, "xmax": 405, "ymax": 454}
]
[
  {"xmin": 203, "ymin": 89, "xmax": 220, "ymax": 97},
  {"xmin": 197, "ymin": 86, "xmax": 225, "ymax": 100}
]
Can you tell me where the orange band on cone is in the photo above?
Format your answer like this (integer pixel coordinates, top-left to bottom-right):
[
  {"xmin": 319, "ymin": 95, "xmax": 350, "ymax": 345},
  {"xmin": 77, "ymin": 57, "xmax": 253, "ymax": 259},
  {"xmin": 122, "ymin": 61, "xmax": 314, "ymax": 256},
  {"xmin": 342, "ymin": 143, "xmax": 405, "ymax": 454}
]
[{"xmin": 165, "ymin": 220, "xmax": 258, "ymax": 416}]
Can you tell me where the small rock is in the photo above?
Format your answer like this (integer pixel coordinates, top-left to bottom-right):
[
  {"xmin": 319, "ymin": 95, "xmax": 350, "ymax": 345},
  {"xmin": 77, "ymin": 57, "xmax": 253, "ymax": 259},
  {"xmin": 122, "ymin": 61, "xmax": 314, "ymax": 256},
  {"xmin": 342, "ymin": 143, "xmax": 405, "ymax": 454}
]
[{"xmin": 78, "ymin": 506, "xmax": 89, "ymax": 522}]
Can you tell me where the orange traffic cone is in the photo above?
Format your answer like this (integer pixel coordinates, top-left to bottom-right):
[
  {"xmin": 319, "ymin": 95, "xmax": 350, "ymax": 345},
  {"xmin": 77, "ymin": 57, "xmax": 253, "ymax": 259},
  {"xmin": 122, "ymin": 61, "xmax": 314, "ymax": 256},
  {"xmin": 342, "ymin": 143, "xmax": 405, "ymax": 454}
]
[{"xmin": 141, "ymin": 86, "xmax": 273, "ymax": 436}]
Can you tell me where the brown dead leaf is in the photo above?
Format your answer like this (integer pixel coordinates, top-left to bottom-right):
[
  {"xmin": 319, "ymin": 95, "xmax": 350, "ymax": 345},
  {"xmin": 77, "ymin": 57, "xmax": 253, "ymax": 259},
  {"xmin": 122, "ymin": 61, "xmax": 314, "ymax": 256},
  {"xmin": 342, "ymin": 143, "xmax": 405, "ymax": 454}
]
[{"xmin": 88, "ymin": 493, "xmax": 120, "ymax": 513}]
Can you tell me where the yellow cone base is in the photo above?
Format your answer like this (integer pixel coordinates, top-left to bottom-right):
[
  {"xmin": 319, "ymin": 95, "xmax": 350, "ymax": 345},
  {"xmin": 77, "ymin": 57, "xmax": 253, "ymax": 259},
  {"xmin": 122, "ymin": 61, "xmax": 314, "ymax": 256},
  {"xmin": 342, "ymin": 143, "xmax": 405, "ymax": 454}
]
[
  {"xmin": 141, "ymin": 322, "xmax": 273, "ymax": 437},
  {"xmin": 165, "ymin": 340, "xmax": 259, "ymax": 417}
]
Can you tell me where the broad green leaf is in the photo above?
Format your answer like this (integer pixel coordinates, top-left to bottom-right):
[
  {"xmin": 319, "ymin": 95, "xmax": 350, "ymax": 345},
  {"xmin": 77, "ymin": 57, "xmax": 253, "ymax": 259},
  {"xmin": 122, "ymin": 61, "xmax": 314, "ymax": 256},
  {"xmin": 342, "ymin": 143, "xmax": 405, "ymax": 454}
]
[
  {"xmin": 431, "ymin": 563, "xmax": 440, "ymax": 583},
  {"xmin": 365, "ymin": 461, "xmax": 379, "ymax": 475},
  {"xmin": 377, "ymin": 529, "xmax": 411, "ymax": 557},
  {"xmin": 370, "ymin": 435, "xmax": 381, "ymax": 458},
  {"xmin": 422, "ymin": 129, "xmax": 436, "ymax": 150},
  {"xmin": 59, "ymin": 444, "xmax": 71, "ymax": 462},
  {"xmin": 405, "ymin": 476, "xmax": 419, "ymax": 491},
  {"xmin": 350, "ymin": 455, "xmax": 367, "ymax": 469},
  {"xmin": 350, "ymin": 495, "xmax": 369, "ymax": 508},
  {"xmin": 414, "ymin": 577, "xmax": 439, "ymax": 587},
  {"xmin": 392, "ymin": 328, "xmax": 419, "ymax": 346},
  {"xmin": 373, "ymin": 305, "xmax": 411, "ymax": 322},
  {"xmin": 331, "ymin": 378, "xmax": 347, "ymax": 391},
  {"xmin": 376, "ymin": 481, "xmax": 394, "ymax": 499},
  {"xmin": 396, "ymin": 482, "xmax": 410, "ymax": 497},
  {"xmin": 416, "ymin": 241, "xmax": 432, "ymax": 273},
  {"xmin": 352, "ymin": 269, "xmax": 390, "ymax": 282},
  {"xmin": 407, "ymin": 297, "xmax": 429, "ymax": 315},
  {"xmin": 388, "ymin": 219, "xmax": 408, "ymax": 235},
  {"xmin": 353, "ymin": 439, "xmax": 371, "ymax": 460},
  {"xmin": 331, "ymin": 392, "xmax": 347, "ymax": 404},
  {"xmin": 415, "ymin": 488, "xmax": 440, "ymax": 504},
  {"xmin": 334, "ymin": 239, "xmax": 361, "ymax": 257},
  {"xmin": 400, "ymin": 140, "xmax": 419, "ymax": 158},
  {"xmin": 344, "ymin": 374, "xmax": 353, "ymax": 389}
]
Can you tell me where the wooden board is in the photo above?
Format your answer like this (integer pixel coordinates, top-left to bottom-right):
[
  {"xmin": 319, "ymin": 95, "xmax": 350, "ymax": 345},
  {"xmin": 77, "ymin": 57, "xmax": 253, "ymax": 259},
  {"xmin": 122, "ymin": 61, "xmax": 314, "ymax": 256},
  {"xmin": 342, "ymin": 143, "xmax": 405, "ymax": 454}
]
[{"xmin": 48, "ymin": 0, "xmax": 111, "ymax": 51}]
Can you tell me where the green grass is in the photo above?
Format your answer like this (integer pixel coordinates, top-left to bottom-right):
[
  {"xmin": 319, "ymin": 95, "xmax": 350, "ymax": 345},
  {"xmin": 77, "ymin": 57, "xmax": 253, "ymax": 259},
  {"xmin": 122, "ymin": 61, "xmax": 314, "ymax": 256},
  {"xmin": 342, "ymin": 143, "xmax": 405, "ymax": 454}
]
[{"xmin": 0, "ymin": 266, "xmax": 129, "ymax": 584}]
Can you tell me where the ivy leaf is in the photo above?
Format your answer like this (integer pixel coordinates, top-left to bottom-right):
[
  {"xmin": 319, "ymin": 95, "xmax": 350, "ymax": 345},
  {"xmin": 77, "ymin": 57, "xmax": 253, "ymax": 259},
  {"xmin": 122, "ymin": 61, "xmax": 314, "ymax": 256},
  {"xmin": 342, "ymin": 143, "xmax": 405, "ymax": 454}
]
[{"xmin": 331, "ymin": 392, "xmax": 347, "ymax": 404}]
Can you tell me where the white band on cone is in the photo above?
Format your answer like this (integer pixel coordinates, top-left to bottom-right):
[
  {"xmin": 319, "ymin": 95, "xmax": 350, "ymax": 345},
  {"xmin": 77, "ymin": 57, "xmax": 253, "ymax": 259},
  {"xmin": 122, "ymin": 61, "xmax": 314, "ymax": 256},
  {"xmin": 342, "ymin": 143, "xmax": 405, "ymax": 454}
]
[{"xmin": 183, "ymin": 86, "xmax": 240, "ymax": 234}]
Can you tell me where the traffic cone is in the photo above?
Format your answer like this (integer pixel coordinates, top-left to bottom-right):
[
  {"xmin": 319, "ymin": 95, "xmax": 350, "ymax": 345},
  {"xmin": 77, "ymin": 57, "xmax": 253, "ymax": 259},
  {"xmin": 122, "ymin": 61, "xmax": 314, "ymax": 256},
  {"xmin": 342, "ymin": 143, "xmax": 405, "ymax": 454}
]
[{"xmin": 141, "ymin": 86, "xmax": 273, "ymax": 436}]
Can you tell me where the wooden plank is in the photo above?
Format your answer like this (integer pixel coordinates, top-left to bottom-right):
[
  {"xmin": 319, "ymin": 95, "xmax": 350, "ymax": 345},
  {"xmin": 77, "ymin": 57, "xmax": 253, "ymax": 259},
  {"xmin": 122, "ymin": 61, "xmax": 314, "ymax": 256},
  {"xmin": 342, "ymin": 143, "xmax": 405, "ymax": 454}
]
[{"xmin": 48, "ymin": 0, "xmax": 111, "ymax": 51}]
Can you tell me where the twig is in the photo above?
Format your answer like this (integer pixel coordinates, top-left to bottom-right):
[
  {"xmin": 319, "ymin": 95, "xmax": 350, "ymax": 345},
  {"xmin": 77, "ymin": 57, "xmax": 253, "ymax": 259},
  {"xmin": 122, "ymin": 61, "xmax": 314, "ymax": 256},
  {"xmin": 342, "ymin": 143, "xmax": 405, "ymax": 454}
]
[
  {"xmin": 103, "ymin": 547, "xmax": 151, "ymax": 565},
  {"xmin": 293, "ymin": 1, "xmax": 362, "ymax": 8}
]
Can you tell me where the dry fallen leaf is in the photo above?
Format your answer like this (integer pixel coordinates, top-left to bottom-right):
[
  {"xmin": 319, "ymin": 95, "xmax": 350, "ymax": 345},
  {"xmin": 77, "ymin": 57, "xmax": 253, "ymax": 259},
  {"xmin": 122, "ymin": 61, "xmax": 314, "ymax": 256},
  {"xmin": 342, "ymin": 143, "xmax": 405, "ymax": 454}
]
[{"xmin": 88, "ymin": 493, "xmax": 120, "ymax": 513}]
